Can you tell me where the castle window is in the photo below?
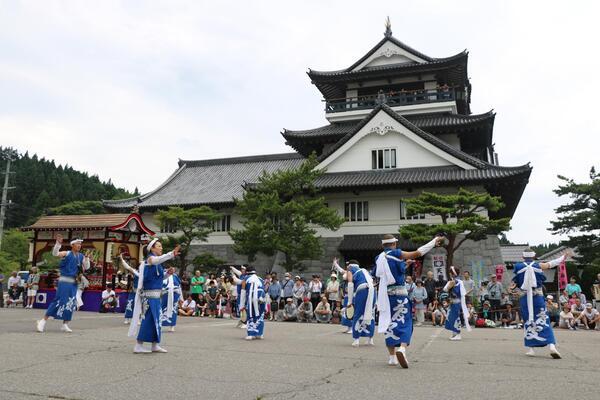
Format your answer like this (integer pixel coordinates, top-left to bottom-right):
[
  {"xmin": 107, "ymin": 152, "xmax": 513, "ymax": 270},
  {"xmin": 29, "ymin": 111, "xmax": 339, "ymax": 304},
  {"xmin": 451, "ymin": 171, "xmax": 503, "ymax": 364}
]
[
  {"xmin": 344, "ymin": 201, "xmax": 369, "ymax": 222},
  {"xmin": 371, "ymin": 148, "xmax": 397, "ymax": 169},
  {"xmin": 213, "ymin": 215, "xmax": 231, "ymax": 232}
]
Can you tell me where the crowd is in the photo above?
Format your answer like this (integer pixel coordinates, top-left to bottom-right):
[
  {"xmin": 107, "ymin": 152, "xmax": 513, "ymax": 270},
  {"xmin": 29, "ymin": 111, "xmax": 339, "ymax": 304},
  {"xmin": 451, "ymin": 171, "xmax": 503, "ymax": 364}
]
[{"xmin": 168, "ymin": 267, "xmax": 600, "ymax": 331}]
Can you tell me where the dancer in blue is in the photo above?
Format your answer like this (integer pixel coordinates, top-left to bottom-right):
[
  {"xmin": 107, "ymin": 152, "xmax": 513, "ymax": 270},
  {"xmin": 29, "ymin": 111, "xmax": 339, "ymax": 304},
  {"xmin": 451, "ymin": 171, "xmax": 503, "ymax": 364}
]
[
  {"xmin": 443, "ymin": 266, "xmax": 471, "ymax": 341},
  {"xmin": 128, "ymin": 238, "xmax": 180, "ymax": 354},
  {"xmin": 332, "ymin": 258, "xmax": 352, "ymax": 334},
  {"xmin": 239, "ymin": 266, "xmax": 266, "ymax": 340},
  {"xmin": 120, "ymin": 255, "xmax": 139, "ymax": 325},
  {"xmin": 513, "ymin": 247, "xmax": 567, "ymax": 359},
  {"xmin": 161, "ymin": 268, "xmax": 182, "ymax": 332},
  {"xmin": 374, "ymin": 233, "xmax": 443, "ymax": 368},
  {"xmin": 37, "ymin": 234, "xmax": 90, "ymax": 333},
  {"xmin": 345, "ymin": 260, "xmax": 376, "ymax": 347}
]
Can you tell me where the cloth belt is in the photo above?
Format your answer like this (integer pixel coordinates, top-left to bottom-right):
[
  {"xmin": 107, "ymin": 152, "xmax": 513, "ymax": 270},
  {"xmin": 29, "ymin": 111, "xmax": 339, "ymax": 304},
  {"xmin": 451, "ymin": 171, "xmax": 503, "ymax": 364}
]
[
  {"xmin": 519, "ymin": 288, "xmax": 543, "ymax": 298},
  {"xmin": 451, "ymin": 299, "xmax": 461, "ymax": 304},
  {"xmin": 387, "ymin": 285, "xmax": 408, "ymax": 296},
  {"xmin": 58, "ymin": 276, "xmax": 76, "ymax": 284},
  {"xmin": 143, "ymin": 289, "xmax": 162, "ymax": 299},
  {"xmin": 355, "ymin": 283, "xmax": 368, "ymax": 292}
]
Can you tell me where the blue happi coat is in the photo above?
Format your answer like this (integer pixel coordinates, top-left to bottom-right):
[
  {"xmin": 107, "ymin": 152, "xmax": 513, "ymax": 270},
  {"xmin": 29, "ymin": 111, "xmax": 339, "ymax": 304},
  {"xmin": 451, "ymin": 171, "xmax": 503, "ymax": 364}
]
[
  {"xmin": 124, "ymin": 274, "xmax": 139, "ymax": 319},
  {"xmin": 348, "ymin": 265, "xmax": 375, "ymax": 339},
  {"xmin": 243, "ymin": 274, "xmax": 266, "ymax": 337},
  {"xmin": 374, "ymin": 249, "xmax": 413, "ymax": 346},
  {"xmin": 445, "ymin": 279, "xmax": 463, "ymax": 334},
  {"xmin": 513, "ymin": 261, "xmax": 555, "ymax": 347},
  {"xmin": 161, "ymin": 274, "xmax": 181, "ymax": 327},
  {"xmin": 46, "ymin": 251, "xmax": 83, "ymax": 322},
  {"xmin": 137, "ymin": 255, "xmax": 165, "ymax": 343}
]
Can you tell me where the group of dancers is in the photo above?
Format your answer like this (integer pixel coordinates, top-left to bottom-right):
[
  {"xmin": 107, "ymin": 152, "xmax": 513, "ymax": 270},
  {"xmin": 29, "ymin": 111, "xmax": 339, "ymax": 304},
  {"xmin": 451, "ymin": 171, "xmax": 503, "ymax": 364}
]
[{"xmin": 35, "ymin": 233, "xmax": 568, "ymax": 365}]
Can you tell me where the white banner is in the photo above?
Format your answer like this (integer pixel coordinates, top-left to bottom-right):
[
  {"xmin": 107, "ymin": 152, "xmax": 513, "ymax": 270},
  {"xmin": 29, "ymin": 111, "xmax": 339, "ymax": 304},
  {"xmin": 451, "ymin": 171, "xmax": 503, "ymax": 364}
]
[{"xmin": 432, "ymin": 255, "xmax": 447, "ymax": 281}]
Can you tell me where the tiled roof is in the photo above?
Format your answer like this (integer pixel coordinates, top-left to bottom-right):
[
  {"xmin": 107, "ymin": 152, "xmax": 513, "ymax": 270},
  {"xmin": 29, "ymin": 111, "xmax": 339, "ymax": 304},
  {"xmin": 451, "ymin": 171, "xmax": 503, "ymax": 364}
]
[
  {"xmin": 24, "ymin": 214, "xmax": 132, "ymax": 230},
  {"xmin": 500, "ymin": 245, "xmax": 530, "ymax": 263}
]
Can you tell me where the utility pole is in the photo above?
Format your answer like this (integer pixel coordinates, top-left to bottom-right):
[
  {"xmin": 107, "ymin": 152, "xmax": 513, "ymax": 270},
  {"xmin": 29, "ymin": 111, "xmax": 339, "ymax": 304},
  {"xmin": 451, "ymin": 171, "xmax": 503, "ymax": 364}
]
[{"xmin": 0, "ymin": 156, "xmax": 16, "ymax": 250}]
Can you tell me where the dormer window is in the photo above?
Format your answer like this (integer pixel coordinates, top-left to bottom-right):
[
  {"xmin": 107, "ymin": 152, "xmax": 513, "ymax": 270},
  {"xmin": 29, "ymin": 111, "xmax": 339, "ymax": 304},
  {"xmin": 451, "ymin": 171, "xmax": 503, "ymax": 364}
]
[{"xmin": 371, "ymin": 148, "xmax": 397, "ymax": 169}]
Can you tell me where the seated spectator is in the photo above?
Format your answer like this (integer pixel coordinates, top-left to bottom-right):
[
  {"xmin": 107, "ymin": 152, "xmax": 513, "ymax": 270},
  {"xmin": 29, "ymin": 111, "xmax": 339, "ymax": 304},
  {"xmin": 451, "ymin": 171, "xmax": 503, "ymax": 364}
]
[
  {"xmin": 100, "ymin": 285, "xmax": 117, "ymax": 313},
  {"xmin": 467, "ymin": 304, "xmax": 478, "ymax": 326},
  {"xmin": 314, "ymin": 296, "xmax": 332, "ymax": 323},
  {"xmin": 566, "ymin": 276, "xmax": 582, "ymax": 297},
  {"xmin": 7, "ymin": 271, "xmax": 23, "ymax": 307},
  {"xmin": 546, "ymin": 295, "xmax": 560, "ymax": 327},
  {"xmin": 593, "ymin": 273, "xmax": 600, "ymax": 303},
  {"xmin": 179, "ymin": 295, "xmax": 196, "ymax": 316},
  {"xmin": 559, "ymin": 304, "xmax": 577, "ymax": 330},
  {"xmin": 430, "ymin": 299, "xmax": 446, "ymax": 326},
  {"xmin": 297, "ymin": 297, "xmax": 313, "ymax": 322},
  {"xmin": 481, "ymin": 301, "xmax": 493, "ymax": 320},
  {"xmin": 500, "ymin": 293, "xmax": 512, "ymax": 307},
  {"xmin": 571, "ymin": 298, "xmax": 585, "ymax": 324},
  {"xmin": 500, "ymin": 304, "xmax": 519, "ymax": 328},
  {"xmin": 581, "ymin": 303, "xmax": 600, "ymax": 330},
  {"xmin": 568, "ymin": 293, "xmax": 579, "ymax": 307},
  {"xmin": 196, "ymin": 294, "xmax": 207, "ymax": 317},
  {"xmin": 280, "ymin": 298, "xmax": 298, "ymax": 322},
  {"xmin": 558, "ymin": 290, "xmax": 569, "ymax": 306}
]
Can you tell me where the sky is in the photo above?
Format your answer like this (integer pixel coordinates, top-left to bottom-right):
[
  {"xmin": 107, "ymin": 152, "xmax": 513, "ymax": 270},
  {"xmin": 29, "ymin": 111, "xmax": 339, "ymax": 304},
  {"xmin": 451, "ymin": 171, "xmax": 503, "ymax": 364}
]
[{"xmin": 1, "ymin": 0, "xmax": 598, "ymax": 244}]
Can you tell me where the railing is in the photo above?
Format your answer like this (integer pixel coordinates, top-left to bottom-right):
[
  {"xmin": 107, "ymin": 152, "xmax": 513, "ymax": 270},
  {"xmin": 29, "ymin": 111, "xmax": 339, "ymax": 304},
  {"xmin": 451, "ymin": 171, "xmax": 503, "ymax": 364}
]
[{"xmin": 325, "ymin": 88, "xmax": 456, "ymax": 113}]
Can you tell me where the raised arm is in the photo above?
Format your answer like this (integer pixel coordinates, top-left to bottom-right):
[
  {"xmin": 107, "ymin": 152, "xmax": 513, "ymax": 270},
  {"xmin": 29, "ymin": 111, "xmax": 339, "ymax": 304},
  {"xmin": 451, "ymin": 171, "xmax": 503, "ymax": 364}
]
[
  {"xmin": 442, "ymin": 280, "xmax": 455, "ymax": 292},
  {"xmin": 539, "ymin": 253, "xmax": 569, "ymax": 270},
  {"xmin": 119, "ymin": 255, "xmax": 139, "ymax": 277},
  {"xmin": 331, "ymin": 257, "xmax": 345, "ymax": 274},
  {"xmin": 401, "ymin": 236, "xmax": 445, "ymax": 260},
  {"xmin": 230, "ymin": 266, "xmax": 242, "ymax": 277},
  {"xmin": 51, "ymin": 234, "xmax": 69, "ymax": 258}
]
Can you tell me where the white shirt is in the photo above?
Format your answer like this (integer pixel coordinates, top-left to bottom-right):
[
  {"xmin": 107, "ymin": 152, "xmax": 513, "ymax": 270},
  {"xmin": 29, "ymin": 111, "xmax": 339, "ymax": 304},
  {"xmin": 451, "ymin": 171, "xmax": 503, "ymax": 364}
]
[
  {"xmin": 8, "ymin": 276, "xmax": 20, "ymax": 288},
  {"xmin": 101, "ymin": 289, "xmax": 115, "ymax": 300},
  {"xmin": 182, "ymin": 299, "xmax": 196, "ymax": 309},
  {"xmin": 584, "ymin": 308, "xmax": 599, "ymax": 320}
]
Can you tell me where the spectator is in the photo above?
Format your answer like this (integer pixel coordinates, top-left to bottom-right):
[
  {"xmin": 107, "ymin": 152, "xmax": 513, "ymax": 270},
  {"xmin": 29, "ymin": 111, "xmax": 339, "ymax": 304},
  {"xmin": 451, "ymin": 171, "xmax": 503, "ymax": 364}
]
[
  {"xmin": 487, "ymin": 275, "xmax": 503, "ymax": 321},
  {"xmin": 507, "ymin": 282, "xmax": 520, "ymax": 307},
  {"xmin": 326, "ymin": 274, "xmax": 339, "ymax": 313},
  {"xmin": 478, "ymin": 281, "xmax": 489, "ymax": 303},
  {"xmin": 190, "ymin": 270, "xmax": 205, "ymax": 303},
  {"xmin": 314, "ymin": 296, "xmax": 332, "ymax": 323},
  {"xmin": 568, "ymin": 293, "xmax": 579, "ymax": 308},
  {"xmin": 206, "ymin": 281, "xmax": 219, "ymax": 317},
  {"xmin": 559, "ymin": 304, "xmax": 577, "ymax": 330},
  {"xmin": 0, "ymin": 272, "xmax": 4, "ymax": 308},
  {"xmin": 546, "ymin": 295, "xmax": 560, "ymax": 327},
  {"xmin": 268, "ymin": 273, "xmax": 282, "ymax": 321},
  {"xmin": 100, "ymin": 285, "xmax": 117, "ymax": 313},
  {"xmin": 281, "ymin": 298, "xmax": 298, "ymax": 322},
  {"xmin": 571, "ymin": 297, "xmax": 585, "ymax": 325},
  {"xmin": 281, "ymin": 272, "xmax": 294, "ymax": 304},
  {"xmin": 566, "ymin": 276, "xmax": 582, "ymax": 297},
  {"xmin": 308, "ymin": 275, "xmax": 323, "ymax": 311},
  {"xmin": 217, "ymin": 287, "xmax": 228, "ymax": 318},
  {"xmin": 292, "ymin": 276, "xmax": 306, "ymax": 306},
  {"xmin": 462, "ymin": 271, "xmax": 475, "ymax": 304},
  {"xmin": 25, "ymin": 267, "xmax": 40, "ymax": 309},
  {"xmin": 592, "ymin": 273, "xmax": 600, "ymax": 303},
  {"xmin": 405, "ymin": 275, "xmax": 416, "ymax": 297},
  {"xmin": 581, "ymin": 303, "xmax": 600, "ymax": 330},
  {"xmin": 423, "ymin": 271, "xmax": 436, "ymax": 305},
  {"xmin": 179, "ymin": 295, "xmax": 196, "ymax": 316},
  {"xmin": 480, "ymin": 301, "xmax": 493, "ymax": 321},
  {"xmin": 6, "ymin": 271, "xmax": 22, "ymax": 307},
  {"xmin": 297, "ymin": 297, "xmax": 313, "ymax": 322},
  {"xmin": 500, "ymin": 304, "xmax": 519, "ymax": 328},
  {"xmin": 559, "ymin": 289, "xmax": 569, "ymax": 306},
  {"xmin": 228, "ymin": 279, "xmax": 237, "ymax": 318},
  {"xmin": 429, "ymin": 299, "xmax": 446, "ymax": 326},
  {"xmin": 500, "ymin": 292, "xmax": 512, "ymax": 307},
  {"xmin": 196, "ymin": 294, "xmax": 207, "ymax": 317},
  {"xmin": 435, "ymin": 274, "xmax": 447, "ymax": 293},
  {"xmin": 412, "ymin": 279, "xmax": 428, "ymax": 326}
]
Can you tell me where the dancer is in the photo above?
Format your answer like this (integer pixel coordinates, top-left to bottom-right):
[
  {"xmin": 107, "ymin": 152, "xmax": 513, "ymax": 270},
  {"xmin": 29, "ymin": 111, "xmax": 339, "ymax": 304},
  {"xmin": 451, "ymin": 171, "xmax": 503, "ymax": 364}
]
[
  {"xmin": 374, "ymin": 234, "xmax": 443, "ymax": 368},
  {"xmin": 345, "ymin": 260, "xmax": 376, "ymax": 347},
  {"xmin": 443, "ymin": 266, "xmax": 471, "ymax": 340},
  {"xmin": 230, "ymin": 265, "xmax": 247, "ymax": 329},
  {"xmin": 119, "ymin": 254, "xmax": 139, "ymax": 325},
  {"xmin": 239, "ymin": 266, "xmax": 266, "ymax": 340},
  {"xmin": 36, "ymin": 235, "xmax": 90, "ymax": 333},
  {"xmin": 332, "ymin": 258, "xmax": 352, "ymax": 334},
  {"xmin": 128, "ymin": 238, "xmax": 180, "ymax": 354},
  {"xmin": 513, "ymin": 247, "xmax": 567, "ymax": 358},
  {"xmin": 161, "ymin": 267, "xmax": 182, "ymax": 332}
]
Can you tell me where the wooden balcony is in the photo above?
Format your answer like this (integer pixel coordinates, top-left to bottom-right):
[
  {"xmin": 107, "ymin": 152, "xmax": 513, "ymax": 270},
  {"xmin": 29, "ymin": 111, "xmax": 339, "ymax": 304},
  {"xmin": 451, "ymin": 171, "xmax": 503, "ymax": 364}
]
[{"xmin": 325, "ymin": 88, "xmax": 456, "ymax": 113}]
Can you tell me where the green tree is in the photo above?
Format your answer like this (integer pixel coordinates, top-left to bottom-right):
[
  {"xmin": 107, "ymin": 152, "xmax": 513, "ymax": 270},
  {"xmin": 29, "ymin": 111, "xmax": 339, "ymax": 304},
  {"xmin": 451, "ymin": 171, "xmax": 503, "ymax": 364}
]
[
  {"xmin": 193, "ymin": 253, "xmax": 225, "ymax": 270},
  {"xmin": 0, "ymin": 229, "xmax": 31, "ymax": 276},
  {"xmin": 155, "ymin": 206, "xmax": 222, "ymax": 275},
  {"xmin": 399, "ymin": 188, "xmax": 510, "ymax": 267},
  {"xmin": 550, "ymin": 167, "xmax": 600, "ymax": 265},
  {"xmin": 47, "ymin": 200, "xmax": 106, "ymax": 215},
  {"xmin": 231, "ymin": 155, "xmax": 345, "ymax": 271}
]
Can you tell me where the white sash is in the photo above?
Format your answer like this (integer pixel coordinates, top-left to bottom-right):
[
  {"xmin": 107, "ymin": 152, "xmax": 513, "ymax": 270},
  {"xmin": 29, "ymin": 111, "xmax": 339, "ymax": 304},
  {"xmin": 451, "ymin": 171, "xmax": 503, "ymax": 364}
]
[
  {"xmin": 128, "ymin": 261, "xmax": 145, "ymax": 337},
  {"xmin": 457, "ymin": 279, "xmax": 472, "ymax": 331},
  {"xmin": 518, "ymin": 262, "xmax": 541, "ymax": 322},
  {"xmin": 361, "ymin": 268, "xmax": 375, "ymax": 324},
  {"xmin": 165, "ymin": 275, "xmax": 175, "ymax": 320},
  {"xmin": 375, "ymin": 251, "xmax": 396, "ymax": 333},
  {"xmin": 247, "ymin": 275, "xmax": 261, "ymax": 318}
]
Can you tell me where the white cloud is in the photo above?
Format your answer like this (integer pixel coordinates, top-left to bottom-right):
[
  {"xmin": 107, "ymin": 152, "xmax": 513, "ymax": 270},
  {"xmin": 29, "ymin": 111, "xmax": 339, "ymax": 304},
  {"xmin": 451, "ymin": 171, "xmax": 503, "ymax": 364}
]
[{"xmin": 1, "ymin": 0, "xmax": 598, "ymax": 244}]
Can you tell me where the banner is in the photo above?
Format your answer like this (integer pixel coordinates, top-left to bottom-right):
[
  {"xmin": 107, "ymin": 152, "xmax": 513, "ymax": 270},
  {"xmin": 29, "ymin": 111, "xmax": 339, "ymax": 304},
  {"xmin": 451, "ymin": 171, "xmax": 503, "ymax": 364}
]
[
  {"xmin": 558, "ymin": 258, "xmax": 568, "ymax": 290},
  {"xmin": 495, "ymin": 264, "xmax": 505, "ymax": 282},
  {"xmin": 413, "ymin": 260, "xmax": 423, "ymax": 279},
  {"xmin": 432, "ymin": 255, "xmax": 447, "ymax": 281}
]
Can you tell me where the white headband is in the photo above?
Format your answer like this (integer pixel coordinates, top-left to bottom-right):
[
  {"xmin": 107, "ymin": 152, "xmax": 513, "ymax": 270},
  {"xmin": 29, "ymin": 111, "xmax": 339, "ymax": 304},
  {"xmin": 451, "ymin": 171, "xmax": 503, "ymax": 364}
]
[
  {"xmin": 523, "ymin": 251, "xmax": 536, "ymax": 258},
  {"xmin": 348, "ymin": 263, "xmax": 360, "ymax": 269},
  {"xmin": 382, "ymin": 237, "xmax": 398, "ymax": 244},
  {"xmin": 70, "ymin": 239, "xmax": 83, "ymax": 245},
  {"xmin": 147, "ymin": 238, "xmax": 159, "ymax": 252}
]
